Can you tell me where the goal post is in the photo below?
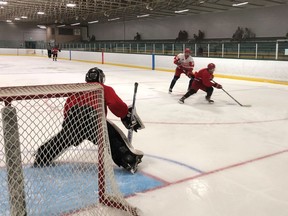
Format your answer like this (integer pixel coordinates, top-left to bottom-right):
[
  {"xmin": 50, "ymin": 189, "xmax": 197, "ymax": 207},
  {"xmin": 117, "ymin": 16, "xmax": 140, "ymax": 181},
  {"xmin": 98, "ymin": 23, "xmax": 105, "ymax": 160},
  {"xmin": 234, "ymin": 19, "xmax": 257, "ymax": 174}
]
[{"xmin": 0, "ymin": 83, "xmax": 140, "ymax": 216}]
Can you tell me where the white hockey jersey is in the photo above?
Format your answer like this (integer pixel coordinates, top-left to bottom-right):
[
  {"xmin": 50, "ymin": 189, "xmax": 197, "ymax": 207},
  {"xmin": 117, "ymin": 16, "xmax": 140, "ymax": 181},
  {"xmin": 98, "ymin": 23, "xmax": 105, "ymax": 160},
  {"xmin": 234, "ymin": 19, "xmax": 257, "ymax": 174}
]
[{"xmin": 174, "ymin": 53, "xmax": 194, "ymax": 69}]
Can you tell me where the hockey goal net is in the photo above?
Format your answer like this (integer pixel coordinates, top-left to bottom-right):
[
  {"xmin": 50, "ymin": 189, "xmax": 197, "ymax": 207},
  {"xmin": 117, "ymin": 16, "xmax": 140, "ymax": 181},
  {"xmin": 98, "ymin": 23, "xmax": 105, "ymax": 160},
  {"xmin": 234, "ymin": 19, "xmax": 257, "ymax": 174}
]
[{"xmin": 0, "ymin": 83, "xmax": 140, "ymax": 216}]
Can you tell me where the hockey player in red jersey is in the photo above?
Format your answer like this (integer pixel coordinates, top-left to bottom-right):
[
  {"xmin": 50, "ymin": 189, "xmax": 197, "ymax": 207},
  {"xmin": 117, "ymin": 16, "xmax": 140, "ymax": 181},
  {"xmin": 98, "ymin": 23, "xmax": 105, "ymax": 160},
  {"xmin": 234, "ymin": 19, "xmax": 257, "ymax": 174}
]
[
  {"xmin": 169, "ymin": 48, "xmax": 195, "ymax": 93},
  {"xmin": 178, "ymin": 63, "xmax": 222, "ymax": 104},
  {"xmin": 51, "ymin": 46, "xmax": 59, "ymax": 61},
  {"xmin": 34, "ymin": 67, "xmax": 144, "ymax": 173}
]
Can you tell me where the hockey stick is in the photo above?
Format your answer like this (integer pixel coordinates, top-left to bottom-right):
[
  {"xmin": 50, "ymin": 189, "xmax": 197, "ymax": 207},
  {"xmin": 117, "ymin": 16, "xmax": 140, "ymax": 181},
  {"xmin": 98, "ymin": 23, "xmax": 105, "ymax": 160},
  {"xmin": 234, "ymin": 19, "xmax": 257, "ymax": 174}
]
[
  {"xmin": 127, "ymin": 82, "xmax": 139, "ymax": 144},
  {"xmin": 212, "ymin": 80, "xmax": 251, "ymax": 107},
  {"xmin": 221, "ymin": 88, "xmax": 251, "ymax": 107}
]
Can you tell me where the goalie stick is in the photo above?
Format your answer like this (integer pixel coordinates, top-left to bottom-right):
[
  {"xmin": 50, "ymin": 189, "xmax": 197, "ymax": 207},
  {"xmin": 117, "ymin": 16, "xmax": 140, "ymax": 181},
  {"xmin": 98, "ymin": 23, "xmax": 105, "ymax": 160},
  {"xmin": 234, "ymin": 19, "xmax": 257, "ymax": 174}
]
[
  {"xmin": 212, "ymin": 80, "xmax": 251, "ymax": 107},
  {"xmin": 127, "ymin": 82, "xmax": 141, "ymax": 174},
  {"xmin": 128, "ymin": 82, "xmax": 138, "ymax": 144}
]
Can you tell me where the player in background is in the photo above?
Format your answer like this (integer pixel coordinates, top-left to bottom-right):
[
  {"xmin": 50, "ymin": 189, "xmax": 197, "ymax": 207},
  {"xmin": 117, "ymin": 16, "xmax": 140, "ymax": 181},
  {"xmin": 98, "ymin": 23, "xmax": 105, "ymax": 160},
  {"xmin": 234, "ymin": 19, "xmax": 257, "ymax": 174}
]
[
  {"xmin": 169, "ymin": 48, "xmax": 195, "ymax": 93},
  {"xmin": 178, "ymin": 63, "xmax": 222, "ymax": 104},
  {"xmin": 34, "ymin": 67, "xmax": 144, "ymax": 173},
  {"xmin": 52, "ymin": 46, "xmax": 59, "ymax": 61},
  {"xmin": 47, "ymin": 43, "xmax": 52, "ymax": 58}
]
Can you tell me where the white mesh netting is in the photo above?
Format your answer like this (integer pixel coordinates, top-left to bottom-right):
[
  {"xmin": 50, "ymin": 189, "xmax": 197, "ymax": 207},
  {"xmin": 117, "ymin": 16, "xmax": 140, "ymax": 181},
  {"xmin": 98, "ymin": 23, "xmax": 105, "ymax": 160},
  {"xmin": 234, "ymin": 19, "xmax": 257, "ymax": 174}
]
[{"xmin": 0, "ymin": 83, "xmax": 140, "ymax": 216}]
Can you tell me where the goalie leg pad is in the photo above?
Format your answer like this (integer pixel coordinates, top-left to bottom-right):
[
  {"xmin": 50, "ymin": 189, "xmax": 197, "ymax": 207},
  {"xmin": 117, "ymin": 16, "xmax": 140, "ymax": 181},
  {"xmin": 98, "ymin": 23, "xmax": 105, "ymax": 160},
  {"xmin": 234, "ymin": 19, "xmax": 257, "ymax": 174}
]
[
  {"xmin": 34, "ymin": 130, "xmax": 72, "ymax": 167},
  {"xmin": 34, "ymin": 105, "xmax": 95, "ymax": 167},
  {"xmin": 63, "ymin": 105, "xmax": 98, "ymax": 145},
  {"xmin": 107, "ymin": 120, "xmax": 143, "ymax": 170}
]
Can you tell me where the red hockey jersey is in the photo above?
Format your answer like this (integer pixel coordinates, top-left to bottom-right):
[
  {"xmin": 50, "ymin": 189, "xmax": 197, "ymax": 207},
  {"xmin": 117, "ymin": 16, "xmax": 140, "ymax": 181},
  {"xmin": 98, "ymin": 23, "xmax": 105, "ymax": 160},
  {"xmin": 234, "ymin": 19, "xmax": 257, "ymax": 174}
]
[
  {"xmin": 64, "ymin": 83, "xmax": 128, "ymax": 119},
  {"xmin": 194, "ymin": 68, "xmax": 214, "ymax": 87}
]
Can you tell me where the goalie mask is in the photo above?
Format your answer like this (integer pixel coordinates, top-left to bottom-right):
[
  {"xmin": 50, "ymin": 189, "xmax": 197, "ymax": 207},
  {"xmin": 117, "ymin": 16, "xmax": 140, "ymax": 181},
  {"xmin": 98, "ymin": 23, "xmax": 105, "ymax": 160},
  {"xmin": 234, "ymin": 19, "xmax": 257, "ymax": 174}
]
[{"xmin": 85, "ymin": 67, "xmax": 105, "ymax": 83}]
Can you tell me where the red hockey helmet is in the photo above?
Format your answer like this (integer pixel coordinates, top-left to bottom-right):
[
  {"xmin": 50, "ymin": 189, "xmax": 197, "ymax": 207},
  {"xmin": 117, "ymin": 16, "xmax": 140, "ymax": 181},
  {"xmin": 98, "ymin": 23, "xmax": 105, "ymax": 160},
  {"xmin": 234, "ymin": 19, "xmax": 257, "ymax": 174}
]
[
  {"xmin": 207, "ymin": 63, "xmax": 216, "ymax": 70},
  {"xmin": 184, "ymin": 48, "xmax": 191, "ymax": 54}
]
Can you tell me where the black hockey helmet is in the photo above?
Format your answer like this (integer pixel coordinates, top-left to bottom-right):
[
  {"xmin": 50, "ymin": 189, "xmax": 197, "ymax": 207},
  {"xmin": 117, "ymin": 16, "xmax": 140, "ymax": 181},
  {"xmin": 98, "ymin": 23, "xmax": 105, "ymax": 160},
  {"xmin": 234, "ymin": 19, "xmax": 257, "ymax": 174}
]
[{"xmin": 85, "ymin": 67, "xmax": 105, "ymax": 83}]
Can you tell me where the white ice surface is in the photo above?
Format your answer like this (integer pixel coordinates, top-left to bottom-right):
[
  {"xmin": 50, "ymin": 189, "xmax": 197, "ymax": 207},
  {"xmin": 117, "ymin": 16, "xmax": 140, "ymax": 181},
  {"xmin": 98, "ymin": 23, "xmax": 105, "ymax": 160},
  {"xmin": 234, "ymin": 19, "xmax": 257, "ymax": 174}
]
[{"xmin": 1, "ymin": 56, "xmax": 288, "ymax": 216}]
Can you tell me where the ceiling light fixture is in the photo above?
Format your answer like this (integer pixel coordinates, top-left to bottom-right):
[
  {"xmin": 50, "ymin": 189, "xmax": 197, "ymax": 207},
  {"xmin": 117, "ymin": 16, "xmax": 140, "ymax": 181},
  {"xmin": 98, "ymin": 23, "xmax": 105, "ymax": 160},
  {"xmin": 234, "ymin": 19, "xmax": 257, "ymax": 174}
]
[
  {"xmin": 0, "ymin": 1, "xmax": 8, "ymax": 5},
  {"xmin": 21, "ymin": 16, "xmax": 28, "ymax": 19},
  {"xmin": 37, "ymin": 11, "xmax": 45, "ymax": 15},
  {"xmin": 137, "ymin": 14, "xmax": 150, "ymax": 18},
  {"xmin": 37, "ymin": 25, "xmax": 46, "ymax": 29},
  {"xmin": 6, "ymin": 19, "xmax": 12, "ymax": 22},
  {"xmin": 232, "ymin": 1, "xmax": 249, "ymax": 7},
  {"xmin": 14, "ymin": 18, "xmax": 20, "ymax": 20},
  {"xmin": 57, "ymin": 24, "xmax": 66, "ymax": 27},
  {"xmin": 88, "ymin": 20, "xmax": 99, "ymax": 24},
  {"xmin": 108, "ymin": 17, "xmax": 120, "ymax": 21},
  {"xmin": 175, "ymin": 9, "xmax": 189, "ymax": 14},
  {"xmin": 71, "ymin": 22, "xmax": 80, "ymax": 26},
  {"xmin": 66, "ymin": 3, "xmax": 76, "ymax": 7}
]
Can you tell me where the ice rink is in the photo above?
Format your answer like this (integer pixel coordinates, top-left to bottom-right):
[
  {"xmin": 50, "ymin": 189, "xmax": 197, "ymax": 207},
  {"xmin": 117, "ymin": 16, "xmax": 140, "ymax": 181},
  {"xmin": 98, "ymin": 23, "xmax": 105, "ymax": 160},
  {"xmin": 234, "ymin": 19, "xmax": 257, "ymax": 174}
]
[{"xmin": 1, "ymin": 55, "xmax": 288, "ymax": 216}]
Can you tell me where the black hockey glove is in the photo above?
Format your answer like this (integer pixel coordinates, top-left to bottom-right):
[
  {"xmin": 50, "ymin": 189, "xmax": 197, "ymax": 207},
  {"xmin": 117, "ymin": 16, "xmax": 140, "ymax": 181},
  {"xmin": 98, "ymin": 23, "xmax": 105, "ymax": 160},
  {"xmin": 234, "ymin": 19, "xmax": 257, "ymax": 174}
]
[{"xmin": 121, "ymin": 108, "xmax": 141, "ymax": 132}]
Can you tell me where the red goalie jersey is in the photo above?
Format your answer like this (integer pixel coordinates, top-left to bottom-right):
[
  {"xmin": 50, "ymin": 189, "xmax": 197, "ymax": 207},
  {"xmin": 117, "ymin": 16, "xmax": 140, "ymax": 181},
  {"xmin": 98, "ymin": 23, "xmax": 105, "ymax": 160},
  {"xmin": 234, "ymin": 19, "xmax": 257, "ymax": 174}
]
[{"xmin": 64, "ymin": 83, "xmax": 128, "ymax": 119}]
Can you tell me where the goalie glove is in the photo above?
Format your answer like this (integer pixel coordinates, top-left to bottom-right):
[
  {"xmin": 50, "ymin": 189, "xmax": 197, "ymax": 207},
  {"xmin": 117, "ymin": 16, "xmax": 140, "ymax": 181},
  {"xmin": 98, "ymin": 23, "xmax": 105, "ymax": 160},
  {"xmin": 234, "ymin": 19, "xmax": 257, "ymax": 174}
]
[{"xmin": 121, "ymin": 107, "xmax": 143, "ymax": 132}]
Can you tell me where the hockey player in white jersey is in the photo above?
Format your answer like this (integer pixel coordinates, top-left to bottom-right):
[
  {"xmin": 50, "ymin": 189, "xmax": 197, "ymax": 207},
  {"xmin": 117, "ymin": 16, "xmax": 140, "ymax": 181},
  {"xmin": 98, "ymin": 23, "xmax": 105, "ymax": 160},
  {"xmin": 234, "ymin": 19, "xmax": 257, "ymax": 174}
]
[{"xmin": 169, "ymin": 48, "xmax": 195, "ymax": 93}]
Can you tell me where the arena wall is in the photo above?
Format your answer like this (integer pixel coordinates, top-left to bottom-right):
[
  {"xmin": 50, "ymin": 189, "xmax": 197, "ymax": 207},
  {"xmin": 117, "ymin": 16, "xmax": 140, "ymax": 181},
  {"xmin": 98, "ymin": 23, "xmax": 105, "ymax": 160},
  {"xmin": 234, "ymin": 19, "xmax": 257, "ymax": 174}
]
[{"xmin": 1, "ymin": 48, "xmax": 287, "ymax": 85}]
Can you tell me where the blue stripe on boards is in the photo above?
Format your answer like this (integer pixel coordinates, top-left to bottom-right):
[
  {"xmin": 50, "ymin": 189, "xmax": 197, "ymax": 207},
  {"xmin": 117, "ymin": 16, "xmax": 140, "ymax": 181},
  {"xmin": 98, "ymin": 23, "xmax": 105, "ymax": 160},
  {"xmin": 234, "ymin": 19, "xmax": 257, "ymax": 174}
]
[{"xmin": 152, "ymin": 53, "xmax": 155, "ymax": 70}]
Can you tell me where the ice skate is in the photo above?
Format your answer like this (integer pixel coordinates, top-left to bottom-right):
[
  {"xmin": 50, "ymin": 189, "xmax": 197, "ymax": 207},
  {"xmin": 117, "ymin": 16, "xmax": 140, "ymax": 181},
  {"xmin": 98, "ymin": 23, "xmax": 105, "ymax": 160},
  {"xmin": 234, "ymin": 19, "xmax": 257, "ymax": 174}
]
[
  {"xmin": 121, "ymin": 153, "xmax": 143, "ymax": 174},
  {"xmin": 169, "ymin": 88, "xmax": 172, "ymax": 94},
  {"xmin": 179, "ymin": 97, "xmax": 185, "ymax": 104},
  {"xmin": 205, "ymin": 96, "xmax": 214, "ymax": 103}
]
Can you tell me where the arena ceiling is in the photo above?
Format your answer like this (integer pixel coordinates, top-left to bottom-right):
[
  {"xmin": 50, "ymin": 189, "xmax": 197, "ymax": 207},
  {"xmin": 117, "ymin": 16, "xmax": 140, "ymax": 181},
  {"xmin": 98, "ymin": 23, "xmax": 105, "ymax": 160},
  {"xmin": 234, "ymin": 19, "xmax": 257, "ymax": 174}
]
[{"xmin": 0, "ymin": 0, "xmax": 287, "ymax": 26}]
